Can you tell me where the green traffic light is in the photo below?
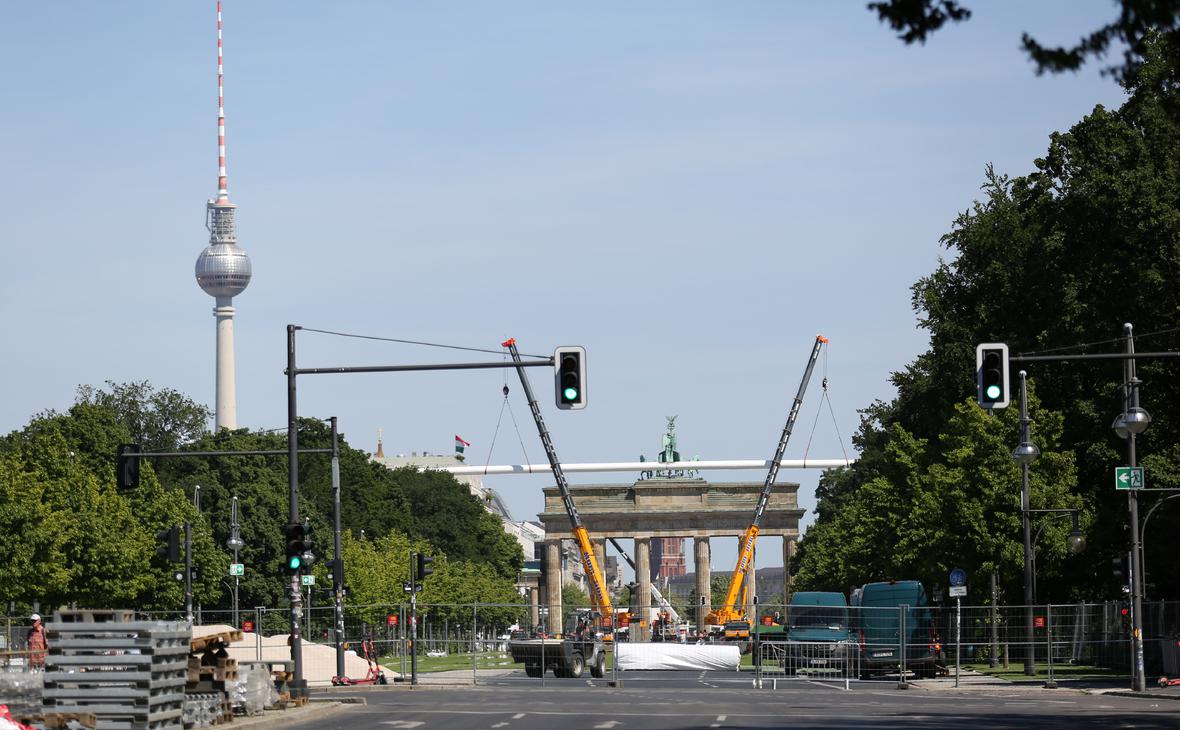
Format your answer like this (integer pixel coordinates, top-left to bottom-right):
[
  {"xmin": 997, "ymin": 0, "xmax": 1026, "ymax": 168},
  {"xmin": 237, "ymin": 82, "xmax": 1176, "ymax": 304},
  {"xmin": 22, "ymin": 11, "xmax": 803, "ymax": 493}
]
[
  {"xmin": 288, "ymin": 555, "xmax": 302, "ymax": 570},
  {"xmin": 563, "ymin": 387, "xmax": 579, "ymax": 401},
  {"xmin": 986, "ymin": 384, "xmax": 1001, "ymax": 399}
]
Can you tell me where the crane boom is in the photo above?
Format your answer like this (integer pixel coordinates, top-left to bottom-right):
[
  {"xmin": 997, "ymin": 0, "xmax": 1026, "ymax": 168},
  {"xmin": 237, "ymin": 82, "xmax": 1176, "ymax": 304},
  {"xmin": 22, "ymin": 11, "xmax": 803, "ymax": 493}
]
[
  {"xmin": 502, "ymin": 339, "xmax": 614, "ymax": 627},
  {"xmin": 706, "ymin": 335, "xmax": 828, "ymax": 628},
  {"xmin": 607, "ymin": 538, "xmax": 679, "ymax": 625}
]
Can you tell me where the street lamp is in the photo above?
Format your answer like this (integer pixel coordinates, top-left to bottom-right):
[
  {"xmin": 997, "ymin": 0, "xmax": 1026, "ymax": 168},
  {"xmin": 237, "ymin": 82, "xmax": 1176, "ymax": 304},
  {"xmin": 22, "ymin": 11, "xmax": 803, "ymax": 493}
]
[
  {"xmin": 1117, "ymin": 323, "xmax": 1149, "ymax": 692},
  {"xmin": 1030, "ymin": 510, "xmax": 1085, "ymax": 602},
  {"xmin": 227, "ymin": 495, "xmax": 244, "ymax": 627}
]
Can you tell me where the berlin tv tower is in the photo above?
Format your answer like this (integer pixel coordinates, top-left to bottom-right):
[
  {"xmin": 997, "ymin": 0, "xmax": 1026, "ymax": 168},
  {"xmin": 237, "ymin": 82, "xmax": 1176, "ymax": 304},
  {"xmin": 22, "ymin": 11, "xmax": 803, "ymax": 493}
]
[{"xmin": 195, "ymin": 1, "xmax": 251, "ymax": 430}]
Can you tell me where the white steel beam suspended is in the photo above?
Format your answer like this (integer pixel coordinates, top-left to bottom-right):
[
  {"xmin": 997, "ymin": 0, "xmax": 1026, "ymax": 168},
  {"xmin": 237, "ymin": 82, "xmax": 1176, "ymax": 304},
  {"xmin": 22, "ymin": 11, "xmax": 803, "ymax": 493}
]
[{"xmin": 433, "ymin": 458, "xmax": 854, "ymax": 476}]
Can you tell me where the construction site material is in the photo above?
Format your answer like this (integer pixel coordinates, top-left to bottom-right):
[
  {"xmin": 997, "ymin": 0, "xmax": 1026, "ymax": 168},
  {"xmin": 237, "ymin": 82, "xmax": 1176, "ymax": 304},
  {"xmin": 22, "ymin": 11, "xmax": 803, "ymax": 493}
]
[
  {"xmin": 616, "ymin": 643, "xmax": 740, "ymax": 672},
  {"xmin": 43, "ymin": 610, "xmax": 189, "ymax": 730},
  {"xmin": 0, "ymin": 671, "xmax": 42, "ymax": 718},
  {"xmin": 226, "ymin": 665, "xmax": 274, "ymax": 717}
]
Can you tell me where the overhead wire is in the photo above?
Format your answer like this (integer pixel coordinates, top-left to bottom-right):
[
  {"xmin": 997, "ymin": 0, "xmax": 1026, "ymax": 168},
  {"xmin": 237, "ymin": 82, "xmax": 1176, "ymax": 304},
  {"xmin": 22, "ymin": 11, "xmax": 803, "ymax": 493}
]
[{"xmin": 299, "ymin": 327, "xmax": 549, "ymax": 359}]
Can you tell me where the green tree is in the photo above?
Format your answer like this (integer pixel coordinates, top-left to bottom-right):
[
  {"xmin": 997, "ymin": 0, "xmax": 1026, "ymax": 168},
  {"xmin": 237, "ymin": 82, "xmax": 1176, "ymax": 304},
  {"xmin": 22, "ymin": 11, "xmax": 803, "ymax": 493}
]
[
  {"xmin": 869, "ymin": 1, "xmax": 1180, "ymax": 84},
  {"xmin": 800, "ymin": 33, "xmax": 1180, "ymax": 601},
  {"xmin": 75, "ymin": 381, "xmax": 211, "ymax": 454}
]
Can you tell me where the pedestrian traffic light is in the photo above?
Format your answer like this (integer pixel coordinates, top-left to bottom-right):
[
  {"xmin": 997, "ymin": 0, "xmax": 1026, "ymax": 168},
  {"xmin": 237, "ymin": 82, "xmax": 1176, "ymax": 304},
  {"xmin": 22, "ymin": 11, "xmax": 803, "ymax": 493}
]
[
  {"xmin": 1113, "ymin": 553, "xmax": 1131, "ymax": 591},
  {"xmin": 416, "ymin": 553, "xmax": 434, "ymax": 581},
  {"xmin": 299, "ymin": 521, "xmax": 315, "ymax": 568},
  {"xmin": 283, "ymin": 523, "xmax": 306, "ymax": 573},
  {"xmin": 156, "ymin": 526, "xmax": 180, "ymax": 563},
  {"xmin": 116, "ymin": 444, "xmax": 142, "ymax": 491},
  {"xmin": 554, "ymin": 346, "xmax": 587, "ymax": 410},
  {"xmin": 975, "ymin": 343, "xmax": 1010, "ymax": 409}
]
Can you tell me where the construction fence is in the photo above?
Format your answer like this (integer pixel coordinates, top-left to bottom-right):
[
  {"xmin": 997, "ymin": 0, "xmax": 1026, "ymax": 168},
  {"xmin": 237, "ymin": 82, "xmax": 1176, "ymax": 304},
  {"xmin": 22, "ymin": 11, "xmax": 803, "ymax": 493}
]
[{"xmin": 3, "ymin": 600, "xmax": 1179, "ymax": 687}]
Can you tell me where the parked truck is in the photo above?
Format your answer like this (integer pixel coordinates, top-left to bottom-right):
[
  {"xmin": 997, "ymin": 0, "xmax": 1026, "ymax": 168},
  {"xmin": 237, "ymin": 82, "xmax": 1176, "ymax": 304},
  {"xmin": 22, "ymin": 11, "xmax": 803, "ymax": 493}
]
[{"xmin": 509, "ymin": 610, "xmax": 609, "ymax": 678}]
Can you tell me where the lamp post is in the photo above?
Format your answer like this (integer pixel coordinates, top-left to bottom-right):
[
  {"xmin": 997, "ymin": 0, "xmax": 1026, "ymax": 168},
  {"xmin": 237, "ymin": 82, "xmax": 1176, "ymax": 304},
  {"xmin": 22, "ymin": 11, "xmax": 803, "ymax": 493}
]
[
  {"xmin": 1012, "ymin": 370, "xmax": 1039, "ymax": 677},
  {"xmin": 227, "ymin": 495, "xmax": 244, "ymax": 627},
  {"xmin": 1113, "ymin": 323, "xmax": 1150, "ymax": 692},
  {"xmin": 1030, "ymin": 510, "xmax": 1085, "ymax": 603}
]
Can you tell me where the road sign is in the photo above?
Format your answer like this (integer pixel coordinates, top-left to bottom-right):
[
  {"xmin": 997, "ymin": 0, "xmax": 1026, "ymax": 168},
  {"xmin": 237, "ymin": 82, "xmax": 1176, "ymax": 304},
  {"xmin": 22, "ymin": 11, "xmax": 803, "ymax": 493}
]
[
  {"xmin": 301, "ymin": 575, "xmax": 315, "ymax": 586},
  {"xmin": 1115, "ymin": 466, "xmax": 1145, "ymax": 490},
  {"xmin": 403, "ymin": 581, "xmax": 413, "ymax": 593},
  {"xmin": 242, "ymin": 620, "xmax": 254, "ymax": 632},
  {"xmin": 949, "ymin": 586, "xmax": 967, "ymax": 598},
  {"xmin": 949, "ymin": 568, "xmax": 967, "ymax": 587},
  {"xmin": 229, "ymin": 563, "xmax": 244, "ymax": 576}
]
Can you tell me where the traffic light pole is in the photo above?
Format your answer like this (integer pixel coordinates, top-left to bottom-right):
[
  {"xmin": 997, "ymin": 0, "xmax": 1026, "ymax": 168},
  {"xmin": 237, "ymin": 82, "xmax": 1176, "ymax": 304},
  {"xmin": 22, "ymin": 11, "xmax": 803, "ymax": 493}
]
[
  {"xmin": 286, "ymin": 326, "xmax": 306, "ymax": 700},
  {"xmin": 184, "ymin": 522, "xmax": 193, "ymax": 625},
  {"xmin": 331, "ymin": 416, "xmax": 345, "ymax": 681},
  {"xmin": 410, "ymin": 551, "xmax": 418, "ymax": 686}
]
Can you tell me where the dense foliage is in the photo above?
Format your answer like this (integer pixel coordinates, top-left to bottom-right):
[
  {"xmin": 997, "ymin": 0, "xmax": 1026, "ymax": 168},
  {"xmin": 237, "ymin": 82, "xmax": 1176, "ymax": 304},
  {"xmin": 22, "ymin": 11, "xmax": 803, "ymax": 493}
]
[
  {"xmin": 0, "ymin": 382, "xmax": 524, "ymax": 618},
  {"xmin": 797, "ymin": 33, "xmax": 1180, "ymax": 603}
]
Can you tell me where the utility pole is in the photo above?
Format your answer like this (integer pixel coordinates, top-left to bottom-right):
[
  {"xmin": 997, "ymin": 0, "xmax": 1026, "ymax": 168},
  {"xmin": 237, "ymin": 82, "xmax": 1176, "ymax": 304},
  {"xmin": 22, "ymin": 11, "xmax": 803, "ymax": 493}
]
[{"xmin": 285, "ymin": 325, "xmax": 305, "ymax": 699}]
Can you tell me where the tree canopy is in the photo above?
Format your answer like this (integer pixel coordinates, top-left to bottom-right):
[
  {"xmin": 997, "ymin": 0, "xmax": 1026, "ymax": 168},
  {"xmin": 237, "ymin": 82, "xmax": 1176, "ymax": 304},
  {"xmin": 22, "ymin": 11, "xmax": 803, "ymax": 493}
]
[
  {"xmin": 797, "ymin": 32, "xmax": 1180, "ymax": 602},
  {"xmin": 870, "ymin": 0, "xmax": 1180, "ymax": 84},
  {"xmin": 0, "ymin": 383, "xmax": 525, "ymax": 618}
]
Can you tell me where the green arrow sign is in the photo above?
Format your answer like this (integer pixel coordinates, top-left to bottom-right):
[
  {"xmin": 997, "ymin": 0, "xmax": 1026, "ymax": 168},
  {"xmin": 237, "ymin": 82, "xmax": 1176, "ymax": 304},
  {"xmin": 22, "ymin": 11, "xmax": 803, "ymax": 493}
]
[
  {"xmin": 229, "ymin": 563, "xmax": 244, "ymax": 576},
  {"xmin": 1115, "ymin": 466, "xmax": 1144, "ymax": 490},
  {"xmin": 301, "ymin": 575, "xmax": 316, "ymax": 586}
]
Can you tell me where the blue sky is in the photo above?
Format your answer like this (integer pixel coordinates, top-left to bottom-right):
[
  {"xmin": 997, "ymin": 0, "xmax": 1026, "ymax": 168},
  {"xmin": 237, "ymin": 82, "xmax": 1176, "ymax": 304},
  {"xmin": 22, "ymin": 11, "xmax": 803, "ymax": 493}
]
[{"xmin": 1, "ymin": 2, "xmax": 1128, "ymax": 574}]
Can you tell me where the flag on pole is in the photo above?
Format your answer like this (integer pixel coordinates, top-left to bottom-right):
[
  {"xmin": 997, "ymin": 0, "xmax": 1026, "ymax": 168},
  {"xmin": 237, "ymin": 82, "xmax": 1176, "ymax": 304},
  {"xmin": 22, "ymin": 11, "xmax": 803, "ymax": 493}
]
[{"xmin": 454, "ymin": 435, "xmax": 471, "ymax": 454}]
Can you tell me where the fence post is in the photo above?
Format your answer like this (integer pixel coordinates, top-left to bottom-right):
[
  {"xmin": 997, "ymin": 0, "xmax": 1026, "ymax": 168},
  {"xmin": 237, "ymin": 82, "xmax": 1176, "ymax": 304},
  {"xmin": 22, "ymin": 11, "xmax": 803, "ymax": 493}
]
[
  {"xmin": 1045, "ymin": 604, "xmax": 1056, "ymax": 689},
  {"xmin": 897, "ymin": 605, "xmax": 908, "ymax": 689},
  {"xmin": 472, "ymin": 603, "xmax": 478, "ymax": 686},
  {"xmin": 255, "ymin": 607, "xmax": 263, "ymax": 661}
]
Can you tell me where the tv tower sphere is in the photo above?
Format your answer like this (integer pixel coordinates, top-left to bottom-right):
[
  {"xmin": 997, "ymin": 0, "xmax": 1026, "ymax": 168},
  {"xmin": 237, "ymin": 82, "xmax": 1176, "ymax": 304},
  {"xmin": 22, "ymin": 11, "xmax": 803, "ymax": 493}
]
[{"xmin": 195, "ymin": 205, "xmax": 252, "ymax": 297}]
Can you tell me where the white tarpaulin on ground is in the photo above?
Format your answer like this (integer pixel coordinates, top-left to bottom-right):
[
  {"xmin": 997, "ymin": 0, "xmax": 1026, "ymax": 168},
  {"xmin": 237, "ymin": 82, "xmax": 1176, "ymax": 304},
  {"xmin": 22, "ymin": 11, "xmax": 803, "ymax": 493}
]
[{"xmin": 616, "ymin": 643, "xmax": 741, "ymax": 671}]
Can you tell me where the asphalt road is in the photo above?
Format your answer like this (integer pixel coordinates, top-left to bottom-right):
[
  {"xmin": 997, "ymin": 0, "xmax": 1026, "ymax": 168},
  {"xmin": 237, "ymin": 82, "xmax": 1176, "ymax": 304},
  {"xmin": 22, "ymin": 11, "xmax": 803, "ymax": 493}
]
[{"xmin": 296, "ymin": 674, "xmax": 1180, "ymax": 730}]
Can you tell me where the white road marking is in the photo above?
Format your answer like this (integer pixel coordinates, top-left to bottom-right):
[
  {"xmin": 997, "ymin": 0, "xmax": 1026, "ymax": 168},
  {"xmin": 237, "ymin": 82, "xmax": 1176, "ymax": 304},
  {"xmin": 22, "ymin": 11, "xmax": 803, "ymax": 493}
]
[
  {"xmin": 593, "ymin": 722, "xmax": 620, "ymax": 729},
  {"xmin": 512, "ymin": 714, "xmax": 526, "ymax": 719},
  {"xmin": 379, "ymin": 723, "xmax": 424, "ymax": 729},
  {"xmin": 491, "ymin": 724, "xmax": 509, "ymax": 728},
  {"xmin": 717, "ymin": 716, "xmax": 727, "ymax": 722}
]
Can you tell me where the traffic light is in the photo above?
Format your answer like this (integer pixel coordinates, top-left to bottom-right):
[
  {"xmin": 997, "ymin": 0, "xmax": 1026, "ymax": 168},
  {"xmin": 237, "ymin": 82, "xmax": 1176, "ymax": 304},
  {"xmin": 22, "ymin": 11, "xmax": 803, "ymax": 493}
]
[
  {"xmin": 1113, "ymin": 553, "xmax": 1131, "ymax": 591},
  {"xmin": 975, "ymin": 343, "xmax": 1010, "ymax": 409},
  {"xmin": 283, "ymin": 523, "xmax": 306, "ymax": 573},
  {"xmin": 299, "ymin": 521, "xmax": 315, "ymax": 568},
  {"xmin": 416, "ymin": 553, "xmax": 434, "ymax": 582},
  {"xmin": 116, "ymin": 444, "xmax": 142, "ymax": 491},
  {"xmin": 156, "ymin": 526, "xmax": 180, "ymax": 563},
  {"xmin": 554, "ymin": 346, "xmax": 587, "ymax": 410}
]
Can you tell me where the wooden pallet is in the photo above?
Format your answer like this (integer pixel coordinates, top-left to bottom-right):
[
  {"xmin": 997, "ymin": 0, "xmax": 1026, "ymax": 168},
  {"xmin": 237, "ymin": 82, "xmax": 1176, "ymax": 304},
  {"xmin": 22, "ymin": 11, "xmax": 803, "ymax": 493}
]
[
  {"xmin": 189, "ymin": 631, "xmax": 242, "ymax": 653},
  {"xmin": 43, "ymin": 712, "xmax": 99, "ymax": 730}
]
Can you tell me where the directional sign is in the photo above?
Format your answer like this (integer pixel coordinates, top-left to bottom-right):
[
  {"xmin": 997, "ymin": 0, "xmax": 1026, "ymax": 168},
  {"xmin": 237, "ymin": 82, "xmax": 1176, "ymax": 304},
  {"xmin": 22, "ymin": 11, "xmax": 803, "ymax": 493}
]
[
  {"xmin": 949, "ymin": 568, "xmax": 967, "ymax": 587},
  {"xmin": 301, "ymin": 575, "xmax": 315, "ymax": 586},
  {"xmin": 229, "ymin": 563, "xmax": 244, "ymax": 576},
  {"xmin": 1115, "ymin": 466, "xmax": 1145, "ymax": 490}
]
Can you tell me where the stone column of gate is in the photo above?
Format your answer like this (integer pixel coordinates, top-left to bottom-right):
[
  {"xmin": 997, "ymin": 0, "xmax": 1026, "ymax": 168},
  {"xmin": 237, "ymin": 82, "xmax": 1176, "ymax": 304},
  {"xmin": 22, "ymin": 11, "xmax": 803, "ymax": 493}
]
[
  {"xmin": 635, "ymin": 537, "xmax": 652, "ymax": 642},
  {"xmin": 529, "ymin": 587, "xmax": 540, "ymax": 629},
  {"xmin": 545, "ymin": 539, "xmax": 562, "ymax": 634},
  {"xmin": 593, "ymin": 539, "xmax": 606, "ymax": 602},
  {"xmin": 694, "ymin": 537, "xmax": 711, "ymax": 633},
  {"xmin": 783, "ymin": 537, "xmax": 796, "ymax": 607},
  {"xmin": 745, "ymin": 547, "xmax": 757, "ymax": 624}
]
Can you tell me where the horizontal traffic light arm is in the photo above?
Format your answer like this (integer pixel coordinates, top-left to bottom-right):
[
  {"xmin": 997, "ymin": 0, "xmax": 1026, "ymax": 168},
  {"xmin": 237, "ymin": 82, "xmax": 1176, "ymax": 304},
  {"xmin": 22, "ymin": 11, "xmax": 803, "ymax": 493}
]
[
  {"xmin": 292, "ymin": 360, "xmax": 552, "ymax": 376},
  {"xmin": 1008, "ymin": 352, "xmax": 1180, "ymax": 363},
  {"xmin": 119, "ymin": 448, "xmax": 332, "ymax": 458}
]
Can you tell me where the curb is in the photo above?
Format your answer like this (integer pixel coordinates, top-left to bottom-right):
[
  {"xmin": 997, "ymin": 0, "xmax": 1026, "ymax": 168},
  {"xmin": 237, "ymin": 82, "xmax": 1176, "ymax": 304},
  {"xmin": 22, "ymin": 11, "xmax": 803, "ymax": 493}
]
[{"xmin": 226, "ymin": 701, "xmax": 352, "ymax": 730}]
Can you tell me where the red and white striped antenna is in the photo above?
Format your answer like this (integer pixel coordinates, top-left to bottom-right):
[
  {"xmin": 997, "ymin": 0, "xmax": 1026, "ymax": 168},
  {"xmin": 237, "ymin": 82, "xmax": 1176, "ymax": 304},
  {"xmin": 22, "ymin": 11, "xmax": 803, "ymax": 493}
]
[{"xmin": 216, "ymin": 0, "xmax": 229, "ymax": 203}]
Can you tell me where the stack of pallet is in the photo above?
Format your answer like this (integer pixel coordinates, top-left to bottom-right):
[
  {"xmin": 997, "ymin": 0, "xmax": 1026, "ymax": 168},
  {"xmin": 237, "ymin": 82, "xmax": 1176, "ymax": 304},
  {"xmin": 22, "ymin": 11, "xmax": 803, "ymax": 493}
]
[
  {"xmin": 185, "ymin": 630, "xmax": 242, "ymax": 726},
  {"xmin": 42, "ymin": 609, "xmax": 188, "ymax": 730}
]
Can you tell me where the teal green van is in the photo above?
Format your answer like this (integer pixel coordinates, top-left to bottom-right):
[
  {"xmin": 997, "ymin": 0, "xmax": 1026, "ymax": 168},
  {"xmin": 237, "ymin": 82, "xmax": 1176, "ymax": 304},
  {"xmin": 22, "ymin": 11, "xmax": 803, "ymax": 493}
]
[
  {"xmin": 852, "ymin": 580, "xmax": 941, "ymax": 678},
  {"xmin": 783, "ymin": 591, "xmax": 853, "ymax": 673}
]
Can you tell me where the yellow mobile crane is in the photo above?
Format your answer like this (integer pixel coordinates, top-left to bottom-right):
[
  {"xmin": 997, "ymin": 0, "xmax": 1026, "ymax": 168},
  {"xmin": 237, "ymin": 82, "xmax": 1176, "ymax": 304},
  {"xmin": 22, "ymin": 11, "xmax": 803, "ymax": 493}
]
[
  {"xmin": 503, "ymin": 338, "xmax": 612, "ymax": 679},
  {"xmin": 705, "ymin": 335, "xmax": 828, "ymax": 635}
]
